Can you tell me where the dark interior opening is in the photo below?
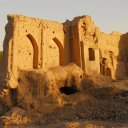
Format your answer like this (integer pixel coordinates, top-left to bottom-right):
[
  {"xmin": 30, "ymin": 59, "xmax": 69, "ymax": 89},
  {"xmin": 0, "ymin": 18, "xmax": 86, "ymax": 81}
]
[
  {"xmin": 60, "ymin": 85, "xmax": 79, "ymax": 95},
  {"xmin": 89, "ymin": 48, "xmax": 95, "ymax": 61},
  {"xmin": 106, "ymin": 67, "xmax": 111, "ymax": 76},
  {"xmin": 9, "ymin": 88, "xmax": 18, "ymax": 106}
]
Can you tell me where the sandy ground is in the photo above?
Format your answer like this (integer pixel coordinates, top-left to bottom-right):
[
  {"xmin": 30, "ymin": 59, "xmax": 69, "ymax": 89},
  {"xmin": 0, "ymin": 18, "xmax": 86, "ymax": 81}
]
[{"xmin": 0, "ymin": 75, "xmax": 128, "ymax": 128}]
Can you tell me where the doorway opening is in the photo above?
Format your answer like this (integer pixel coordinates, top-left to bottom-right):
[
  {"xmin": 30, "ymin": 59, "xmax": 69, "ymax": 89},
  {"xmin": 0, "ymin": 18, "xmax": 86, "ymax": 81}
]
[{"xmin": 106, "ymin": 67, "xmax": 111, "ymax": 76}]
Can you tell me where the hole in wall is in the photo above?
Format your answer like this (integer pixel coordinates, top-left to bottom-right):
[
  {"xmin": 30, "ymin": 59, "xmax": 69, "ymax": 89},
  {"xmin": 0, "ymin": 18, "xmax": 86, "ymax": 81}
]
[
  {"xmin": 80, "ymin": 75, "xmax": 82, "ymax": 78},
  {"xmin": 53, "ymin": 31, "xmax": 55, "ymax": 34},
  {"xmin": 64, "ymin": 30, "xmax": 66, "ymax": 34},
  {"xmin": 83, "ymin": 22, "xmax": 85, "ymax": 25},
  {"xmin": 60, "ymin": 85, "xmax": 79, "ymax": 95},
  {"xmin": 18, "ymin": 78, "xmax": 21, "ymax": 83},
  {"xmin": 49, "ymin": 46, "xmax": 52, "ymax": 48}
]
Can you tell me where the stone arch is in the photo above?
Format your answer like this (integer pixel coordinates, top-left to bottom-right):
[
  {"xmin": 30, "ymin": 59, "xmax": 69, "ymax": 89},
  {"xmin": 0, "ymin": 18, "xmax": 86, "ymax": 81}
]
[
  {"xmin": 27, "ymin": 34, "xmax": 39, "ymax": 69},
  {"xmin": 53, "ymin": 37, "xmax": 64, "ymax": 65}
]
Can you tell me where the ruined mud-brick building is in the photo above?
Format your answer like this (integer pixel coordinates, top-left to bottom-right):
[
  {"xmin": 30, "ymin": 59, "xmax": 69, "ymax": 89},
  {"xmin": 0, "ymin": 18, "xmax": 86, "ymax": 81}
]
[{"xmin": 1, "ymin": 14, "xmax": 128, "ymax": 88}]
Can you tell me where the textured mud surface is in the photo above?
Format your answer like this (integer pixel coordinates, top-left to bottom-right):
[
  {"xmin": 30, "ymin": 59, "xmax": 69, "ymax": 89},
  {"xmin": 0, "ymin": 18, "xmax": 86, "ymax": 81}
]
[{"xmin": 0, "ymin": 75, "xmax": 128, "ymax": 128}]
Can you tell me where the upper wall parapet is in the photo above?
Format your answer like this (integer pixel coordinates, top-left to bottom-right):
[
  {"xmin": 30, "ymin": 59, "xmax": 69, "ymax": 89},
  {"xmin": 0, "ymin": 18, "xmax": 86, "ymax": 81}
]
[
  {"xmin": 70, "ymin": 15, "xmax": 101, "ymax": 45},
  {"xmin": 6, "ymin": 14, "xmax": 127, "ymax": 36},
  {"xmin": 7, "ymin": 14, "xmax": 63, "ymax": 28}
]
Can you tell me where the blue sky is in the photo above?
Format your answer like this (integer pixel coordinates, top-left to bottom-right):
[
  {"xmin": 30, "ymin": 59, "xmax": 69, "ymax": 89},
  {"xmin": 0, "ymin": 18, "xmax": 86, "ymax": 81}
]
[{"xmin": 0, "ymin": 0, "xmax": 128, "ymax": 50}]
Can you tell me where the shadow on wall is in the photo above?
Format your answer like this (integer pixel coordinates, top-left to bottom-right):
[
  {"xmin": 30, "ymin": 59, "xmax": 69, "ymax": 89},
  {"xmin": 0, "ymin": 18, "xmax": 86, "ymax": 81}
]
[
  {"xmin": 63, "ymin": 22, "xmax": 72, "ymax": 65},
  {"xmin": 0, "ymin": 51, "xmax": 3, "ymax": 64},
  {"xmin": 0, "ymin": 17, "xmax": 14, "ymax": 87},
  {"xmin": 115, "ymin": 33, "xmax": 128, "ymax": 79},
  {"xmin": 1, "ymin": 19, "xmax": 13, "ymax": 78},
  {"xmin": 53, "ymin": 37, "xmax": 65, "ymax": 65},
  {"xmin": 27, "ymin": 34, "xmax": 39, "ymax": 69}
]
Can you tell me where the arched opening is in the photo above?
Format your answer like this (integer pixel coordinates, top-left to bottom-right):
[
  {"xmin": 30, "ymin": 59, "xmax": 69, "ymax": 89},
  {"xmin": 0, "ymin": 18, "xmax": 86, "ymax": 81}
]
[
  {"xmin": 27, "ymin": 34, "xmax": 39, "ymax": 69},
  {"xmin": 106, "ymin": 67, "xmax": 111, "ymax": 76},
  {"xmin": 102, "ymin": 58, "xmax": 107, "ymax": 64},
  {"xmin": 100, "ymin": 64, "xmax": 105, "ymax": 75},
  {"xmin": 100, "ymin": 58, "xmax": 107, "ymax": 75},
  {"xmin": 88, "ymin": 48, "xmax": 95, "ymax": 61},
  {"xmin": 52, "ymin": 37, "xmax": 64, "ymax": 65}
]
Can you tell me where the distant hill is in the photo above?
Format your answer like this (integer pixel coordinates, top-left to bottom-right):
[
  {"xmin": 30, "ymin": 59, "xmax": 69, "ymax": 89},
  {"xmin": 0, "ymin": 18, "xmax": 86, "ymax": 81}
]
[{"xmin": 0, "ymin": 51, "xmax": 3, "ymax": 63}]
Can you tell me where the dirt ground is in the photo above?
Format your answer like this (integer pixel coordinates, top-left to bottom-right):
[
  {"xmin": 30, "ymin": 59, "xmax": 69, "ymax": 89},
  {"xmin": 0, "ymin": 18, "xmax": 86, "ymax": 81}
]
[{"xmin": 0, "ymin": 75, "xmax": 128, "ymax": 128}]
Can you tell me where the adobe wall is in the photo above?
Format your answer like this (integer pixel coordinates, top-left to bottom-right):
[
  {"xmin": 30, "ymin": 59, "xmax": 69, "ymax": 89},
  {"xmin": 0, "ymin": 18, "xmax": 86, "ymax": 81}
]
[
  {"xmin": 1, "ymin": 14, "xmax": 128, "ymax": 88},
  {"xmin": 71, "ymin": 16, "xmax": 101, "ymax": 75},
  {"xmin": 98, "ymin": 31, "xmax": 128, "ymax": 79},
  {"xmin": 98, "ymin": 32, "xmax": 121, "ymax": 79},
  {"xmin": 70, "ymin": 16, "xmax": 128, "ymax": 79},
  {"xmin": 2, "ymin": 15, "xmax": 71, "ymax": 88}
]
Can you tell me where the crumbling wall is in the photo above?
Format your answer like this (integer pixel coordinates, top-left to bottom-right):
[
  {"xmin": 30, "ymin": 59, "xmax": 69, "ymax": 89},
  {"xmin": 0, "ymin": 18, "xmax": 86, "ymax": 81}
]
[
  {"xmin": 15, "ymin": 16, "xmax": 41, "ymax": 70},
  {"xmin": 1, "ymin": 15, "xmax": 70, "ymax": 88},
  {"xmin": 11, "ymin": 15, "xmax": 66, "ymax": 70},
  {"xmin": 41, "ymin": 20, "xmax": 65, "ymax": 69},
  {"xmin": 1, "ymin": 15, "xmax": 44, "ymax": 88},
  {"xmin": 1, "ymin": 14, "xmax": 128, "ymax": 89},
  {"xmin": 98, "ymin": 32, "xmax": 128, "ymax": 79},
  {"xmin": 71, "ymin": 16, "xmax": 100, "ymax": 75},
  {"xmin": 17, "ymin": 64, "xmax": 84, "ymax": 112},
  {"xmin": 71, "ymin": 16, "xmax": 128, "ymax": 79},
  {"xmin": 70, "ymin": 18, "xmax": 82, "ymax": 67}
]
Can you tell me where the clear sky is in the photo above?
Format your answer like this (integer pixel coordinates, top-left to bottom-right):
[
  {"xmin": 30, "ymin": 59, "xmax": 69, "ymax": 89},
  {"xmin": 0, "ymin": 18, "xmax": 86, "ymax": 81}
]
[{"xmin": 0, "ymin": 0, "xmax": 128, "ymax": 50}]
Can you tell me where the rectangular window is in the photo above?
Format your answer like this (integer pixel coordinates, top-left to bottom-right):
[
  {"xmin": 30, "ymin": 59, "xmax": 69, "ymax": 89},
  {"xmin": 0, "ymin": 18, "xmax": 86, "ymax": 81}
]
[{"xmin": 89, "ymin": 48, "xmax": 95, "ymax": 61}]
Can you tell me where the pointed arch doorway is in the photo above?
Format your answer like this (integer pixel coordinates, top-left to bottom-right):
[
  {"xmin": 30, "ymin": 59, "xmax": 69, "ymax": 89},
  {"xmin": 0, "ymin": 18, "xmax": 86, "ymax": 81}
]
[
  {"xmin": 17, "ymin": 34, "xmax": 39, "ymax": 69},
  {"xmin": 45, "ymin": 37, "xmax": 64, "ymax": 68}
]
